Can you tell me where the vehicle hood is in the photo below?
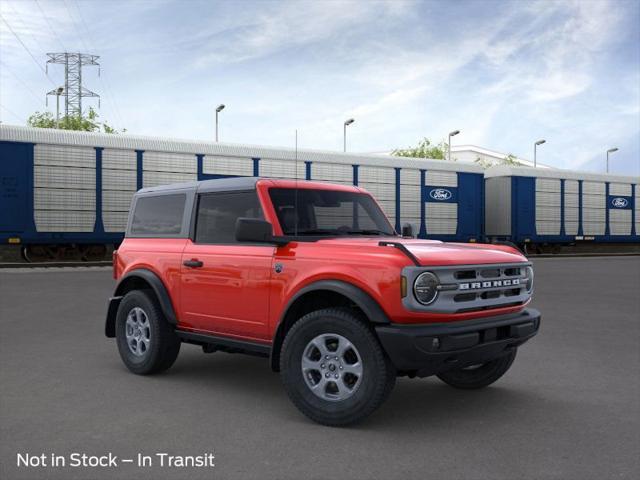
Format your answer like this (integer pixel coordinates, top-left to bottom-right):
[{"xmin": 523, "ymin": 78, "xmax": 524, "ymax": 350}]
[{"xmin": 314, "ymin": 237, "xmax": 528, "ymax": 266}]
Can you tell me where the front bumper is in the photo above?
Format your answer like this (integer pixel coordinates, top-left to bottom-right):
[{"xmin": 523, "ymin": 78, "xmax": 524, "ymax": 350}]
[{"xmin": 375, "ymin": 308, "xmax": 541, "ymax": 377}]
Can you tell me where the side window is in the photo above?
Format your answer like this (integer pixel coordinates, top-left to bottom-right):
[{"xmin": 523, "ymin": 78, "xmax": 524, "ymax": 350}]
[
  {"xmin": 195, "ymin": 191, "xmax": 263, "ymax": 244},
  {"xmin": 130, "ymin": 194, "xmax": 186, "ymax": 236}
]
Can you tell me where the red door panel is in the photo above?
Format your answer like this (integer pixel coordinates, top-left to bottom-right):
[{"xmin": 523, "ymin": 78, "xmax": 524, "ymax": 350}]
[{"xmin": 180, "ymin": 241, "xmax": 274, "ymax": 341}]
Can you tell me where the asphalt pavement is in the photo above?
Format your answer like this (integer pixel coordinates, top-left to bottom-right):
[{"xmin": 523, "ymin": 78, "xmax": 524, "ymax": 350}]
[{"xmin": 0, "ymin": 257, "xmax": 639, "ymax": 480}]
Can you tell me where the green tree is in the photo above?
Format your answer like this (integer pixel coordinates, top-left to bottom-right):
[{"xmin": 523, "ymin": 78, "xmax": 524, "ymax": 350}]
[
  {"xmin": 474, "ymin": 153, "xmax": 523, "ymax": 169},
  {"xmin": 27, "ymin": 107, "xmax": 125, "ymax": 133},
  {"xmin": 392, "ymin": 137, "xmax": 450, "ymax": 160}
]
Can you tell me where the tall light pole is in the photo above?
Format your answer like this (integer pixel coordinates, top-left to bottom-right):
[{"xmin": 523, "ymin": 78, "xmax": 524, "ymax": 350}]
[
  {"xmin": 606, "ymin": 147, "xmax": 618, "ymax": 173},
  {"xmin": 447, "ymin": 130, "xmax": 460, "ymax": 161},
  {"xmin": 55, "ymin": 87, "xmax": 64, "ymax": 128},
  {"xmin": 215, "ymin": 104, "xmax": 225, "ymax": 142},
  {"xmin": 534, "ymin": 139, "xmax": 546, "ymax": 168},
  {"xmin": 343, "ymin": 118, "xmax": 354, "ymax": 152}
]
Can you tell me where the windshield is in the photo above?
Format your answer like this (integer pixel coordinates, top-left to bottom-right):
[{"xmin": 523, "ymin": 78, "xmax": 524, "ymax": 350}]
[{"xmin": 269, "ymin": 188, "xmax": 396, "ymax": 237}]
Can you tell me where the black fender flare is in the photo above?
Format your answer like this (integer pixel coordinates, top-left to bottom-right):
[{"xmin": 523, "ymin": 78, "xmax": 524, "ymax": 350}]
[
  {"xmin": 105, "ymin": 269, "xmax": 178, "ymax": 338},
  {"xmin": 270, "ymin": 280, "xmax": 391, "ymax": 370}
]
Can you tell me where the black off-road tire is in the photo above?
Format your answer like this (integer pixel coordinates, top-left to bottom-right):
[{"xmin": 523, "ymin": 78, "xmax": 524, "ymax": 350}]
[
  {"xmin": 436, "ymin": 348, "xmax": 517, "ymax": 389},
  {"xmin": 280, "ymin": 308, "xmax": 396, "ymax": 426},
  {"xmin": 115, "ymin": 290, "xmax": 181, "ymax": 375}
]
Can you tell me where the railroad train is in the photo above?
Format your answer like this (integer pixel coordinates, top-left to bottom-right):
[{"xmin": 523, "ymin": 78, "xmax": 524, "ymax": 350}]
[{"xmin": 1, "ymin": 125, "xmax": 638, "ymax": 261}]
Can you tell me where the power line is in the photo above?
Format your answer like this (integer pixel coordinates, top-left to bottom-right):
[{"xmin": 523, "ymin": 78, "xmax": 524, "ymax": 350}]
[
  {"xmin": 0, "ymin": 103, "xmax": 24, "ymax": 123},
  {"xmin": 71, "ymin": 0, "xmax": 126, "ymax": 127},
  {"xmin": 0, "ymin": 59, "xmax": 45, "ymax": 104},
  {"xmin": 33, "ymin": 0, "xmax": 68, "ymax": 52},
  {"xmin": 62, "ymin": 0, "xmax": 90, "ymax": 52},
  {"xmin": 0, "ymin": 13, "xmax": 56, "ymax": 86}
]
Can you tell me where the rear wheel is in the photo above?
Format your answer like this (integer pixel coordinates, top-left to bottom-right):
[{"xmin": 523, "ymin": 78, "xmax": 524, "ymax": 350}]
[
  {"xmin": 436, "ymin": 348, "xmax": 517, "ymax": 389},
  {"xmin": 280, "ymin": 308, "xmax": 395, "ymax": 426},
  {"xmin": 115, "ymin": 290, "xmax": 180, "ymax": 375}
]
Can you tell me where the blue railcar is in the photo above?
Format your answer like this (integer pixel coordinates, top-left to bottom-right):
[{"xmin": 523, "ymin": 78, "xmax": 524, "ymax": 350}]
[
  {"xmin": 484, "ymin": 165, "xmax": 639, "ymax": 247},
  {"xmin": 0, "ymin": 125, "xmax": 485, "ymax": 259}
]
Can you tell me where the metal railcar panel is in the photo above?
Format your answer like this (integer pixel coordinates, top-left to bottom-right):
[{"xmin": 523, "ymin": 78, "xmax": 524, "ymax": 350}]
[
  {"xmin": 259, "ymin": 158, "xmax": 305, "ymax": 179},
  {"xmin": 143, "ymin": 151, "xmax": 197, "ymax": 173},
  {"xmin": 399, "ymin": 169, "xmax": 421, "ymax": 234},
  {"xmin": 399, "ymin": 183, "xmax": 420, "ymax": 200},
  {"xmin": 609, "ymin": 209, "xmax": 631, "ymax": 235},
  {"xmin": 34, "ymin": 144, "xmax": 95, "ymax": 168},
  {"xmin": 102, "ymin": 169, "xmax": 137, "ymax": 191},
  {"xmin": 536, "ymin": 177, "xmax": 561, "ymax": 236},
  {"xmin": 34, "ymin": 188, "xmax": 95, "ymax": 211},
  {"xmin": 581, "ymin": 181, "xmax": 606, "ymax": 236},
  {"xmin": 359, "ymin": 182, "xmax": 395, "ymax": 200},
  {"xmin": 564, "ymin": 180, "xmax": 580, "ymax": 235},
  {"xmin": 358, "ymin": 166, "xmax": 394, "ymax": 184},
  {"xmin": 102, "ymin": 149, "xmax": 136, "ymax": 171},
  {"xmin": 609, "ymin": 183, "xmax": 631, "ymax": 196},
  {"xmin": 103, "ymin": 211, "xmax": 130, "ymax": 233},
  {"xmin": 33, "ymin": 145, "xmax": 96, "ymax": 233},
  {"xmin": 143, "ymin": 171, "xmax": 197, "ymax": 188},
  {"xmin": 34, "ymin": 165, "xmax": 95, "ymax": 190},
  {"xmin": 565, "ymin": 221, "xmax": 579, "ymax": 236},
  {"xmin": 636, "ymin": 188, "xmax": 640, "ymax": 233},
  {"xmin": 400, "ymin": 169, "xmax": 421, "ymax": 185},
  {"xmin": 535, "ymin": 178, "xmax": 561, "ymax": 192},
  {"xmin": 102, "ymin": 190, "xmax": 134, "ymax": 211},
  {"xmin": 203, "ymin": 155, "xmax": 254, "ymax": 176},
  {"xmin": 484, "ymin": 177, "xmax": 511, "ymax": 236},
  {"xmin": 565, "ymin": 207, "xmax": 579, "ymax": 235},
  {"xmin": 425, "ymin": 170, "xmax": 457, "ymax": 187},
  {"xmin": 426, "ymin": 203, "xmax": 457, "ymax": 234},
  {"xmin": 34, "ymin": 210, "xmax": 95, "ymax": 232},
  {"xmin": 311, "ymin": 162, "xmax": 353, "ymax": 183},
  {"xmin": 399, "ymin": 202, "xmax": 420, "ymax": 218}
]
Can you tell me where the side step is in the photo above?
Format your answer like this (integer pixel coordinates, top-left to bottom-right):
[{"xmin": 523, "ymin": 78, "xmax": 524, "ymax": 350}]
[{"xmin": 176, "ymin": 330, "xmax": 271, "ymax": 358}]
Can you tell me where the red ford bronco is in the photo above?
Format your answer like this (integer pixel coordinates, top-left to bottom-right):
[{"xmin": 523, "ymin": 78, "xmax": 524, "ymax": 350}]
[{"xmin": 105, "ymin": 178, "xmax": 540, "ymax": 426}]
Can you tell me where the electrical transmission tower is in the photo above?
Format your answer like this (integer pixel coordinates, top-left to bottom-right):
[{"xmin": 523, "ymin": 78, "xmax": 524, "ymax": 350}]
[{"xmin": 46, "ymin": 53, "xmax": 100, "ymax": 117}]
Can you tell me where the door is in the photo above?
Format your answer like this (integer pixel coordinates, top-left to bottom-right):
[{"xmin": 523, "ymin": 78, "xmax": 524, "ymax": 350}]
[{"xmin": 180, "ymin": 190, "xmax": 274, "ymax": 341}]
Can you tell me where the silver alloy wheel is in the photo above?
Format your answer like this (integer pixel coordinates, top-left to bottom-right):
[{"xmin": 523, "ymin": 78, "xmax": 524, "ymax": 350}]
[
  {"xmin": 301, "ymin": 333, "xmax": 363, "ymax": 402},
  {"xmin": 125, "ymin": 307, "xmax": 151, "ymax": 357}
]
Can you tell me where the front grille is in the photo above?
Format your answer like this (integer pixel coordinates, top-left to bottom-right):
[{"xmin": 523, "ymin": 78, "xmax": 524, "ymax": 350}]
[{"xmin": 403, "ymin": 262, "xmax": 532, "ymax": 314}]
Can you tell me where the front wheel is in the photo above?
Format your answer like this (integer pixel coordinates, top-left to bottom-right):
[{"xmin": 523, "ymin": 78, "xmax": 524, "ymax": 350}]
[
  {"xmin": 280, "ymin": 308, "xmax": 395, "ymax": 426},
  {"xmin": 436, "ymin": 348, "xmax": 517, "ymax": 389},
  {"xmin": 115, "ymin": 290, "xmax": 181, "ymax": 375}
]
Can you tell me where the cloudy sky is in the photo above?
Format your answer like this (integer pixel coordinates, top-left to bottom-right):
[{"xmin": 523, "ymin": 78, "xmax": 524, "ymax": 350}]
[{"xmin": 1, "ymin": 0, "xmax": 638, "ymax": 175}]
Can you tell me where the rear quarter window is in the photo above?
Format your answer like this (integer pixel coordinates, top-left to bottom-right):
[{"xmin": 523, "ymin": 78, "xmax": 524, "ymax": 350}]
[{"xmin": 129, "ymin": 193, "xmax": 186, "ymax": 236}]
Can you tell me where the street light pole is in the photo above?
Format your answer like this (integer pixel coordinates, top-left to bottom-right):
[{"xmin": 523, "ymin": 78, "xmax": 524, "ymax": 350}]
[
  {"xmin": 55, "ymin": 87, "xmax": 64, "ymax": 128},
  {"xmin": 534, "ymin": 139, "xmax": 546, "ymax": 168},
  {"xmin": 343, "ymin": 118, "xmax": 354, "ymax": 152},
  {"xmin": 606, "ymin": 148, "xmax": 618, "ymax": 173},
  {"xmin": 447, "ymin": 130, "xmax": 460, "ymax": 161},
  {"xmin": 215, "ymin": 104, "xmax": 225, "ymax": 142}
]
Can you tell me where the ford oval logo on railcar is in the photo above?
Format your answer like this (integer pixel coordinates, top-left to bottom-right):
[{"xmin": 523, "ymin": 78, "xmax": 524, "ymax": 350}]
[
  {"xmin": 611, "ymin": 197, "xmax": 629, "ymax": 208},
  {"xmin": 429, "ymin": 188, "xmax": 452, "ymax": 201}
]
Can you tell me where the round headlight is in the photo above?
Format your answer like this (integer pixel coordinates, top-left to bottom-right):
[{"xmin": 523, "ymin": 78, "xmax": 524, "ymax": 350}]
[
  {"xmin": 525, "ymin": 266, "xmax": 534, "ymax": 293},
  {"xmin": 414, "ymin": 271, "xmax": 440, "ymax": 305}
]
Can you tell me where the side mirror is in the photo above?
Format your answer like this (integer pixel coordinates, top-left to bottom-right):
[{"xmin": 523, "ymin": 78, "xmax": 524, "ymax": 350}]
[
  {"xmin": 401, "ymin": 223, "xmax": 414, "ymax": 238},
  {"xmin": 235, "ymin": 218, "xmax": 288, "ymax": 246}
]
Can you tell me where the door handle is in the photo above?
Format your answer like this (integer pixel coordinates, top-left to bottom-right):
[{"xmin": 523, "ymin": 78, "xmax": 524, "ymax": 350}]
[{"xmin": 183, "ymin": 259, "xmax": 204, "ymax": 268}]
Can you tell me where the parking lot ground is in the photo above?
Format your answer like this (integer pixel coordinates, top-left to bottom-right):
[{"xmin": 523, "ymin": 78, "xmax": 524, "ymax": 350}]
[{"xmin": 1, "ymin": 257, "xmax": 639, "ymax": 480}]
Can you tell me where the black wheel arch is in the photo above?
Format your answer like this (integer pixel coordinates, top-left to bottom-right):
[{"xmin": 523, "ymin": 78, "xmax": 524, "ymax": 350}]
[
  {"xmin": 269, "ymin": 280, "xmax": 391, "ymax": 372},
  {"xmin": 105, "ymin": 269, "xmax": 178, "ymax": 338}
]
